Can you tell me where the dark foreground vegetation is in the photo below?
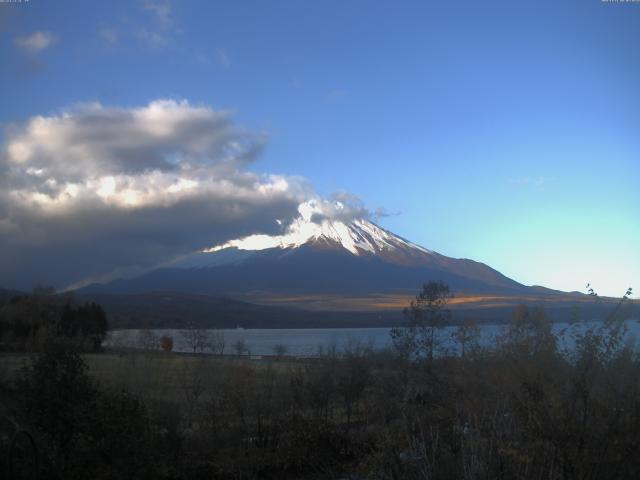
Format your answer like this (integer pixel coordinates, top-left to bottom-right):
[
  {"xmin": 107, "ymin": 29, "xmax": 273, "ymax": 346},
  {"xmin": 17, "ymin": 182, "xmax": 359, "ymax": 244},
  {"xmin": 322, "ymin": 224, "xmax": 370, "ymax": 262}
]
[
  {"xmin": 0, "ymin": 287, "xmax": 107, "ymax": 353},
  {"xmin": 1, "ymin": 284, "xmax": 639, "ymax": 479}
]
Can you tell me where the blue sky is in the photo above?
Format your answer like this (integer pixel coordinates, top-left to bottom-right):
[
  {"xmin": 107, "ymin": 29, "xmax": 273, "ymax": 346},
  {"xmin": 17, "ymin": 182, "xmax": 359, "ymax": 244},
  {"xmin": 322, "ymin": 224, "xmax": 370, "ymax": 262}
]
[{"xmin": 1, "ymin": 0, "xmax": 638, "ymax": 296}]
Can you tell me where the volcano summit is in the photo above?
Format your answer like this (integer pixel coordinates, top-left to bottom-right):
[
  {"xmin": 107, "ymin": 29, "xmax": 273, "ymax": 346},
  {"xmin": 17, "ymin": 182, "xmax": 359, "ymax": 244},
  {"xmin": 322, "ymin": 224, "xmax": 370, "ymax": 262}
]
[{"xmin": 83, "ymin": 200, "xmax": 542, "ymax": 305}]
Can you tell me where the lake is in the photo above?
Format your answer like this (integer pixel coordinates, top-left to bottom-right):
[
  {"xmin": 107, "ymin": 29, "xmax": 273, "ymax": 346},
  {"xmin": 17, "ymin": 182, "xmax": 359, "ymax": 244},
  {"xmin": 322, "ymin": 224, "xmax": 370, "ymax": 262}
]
[{"xmin": 106, "ymin": 319, "xmax": 640, "ymax": 357}]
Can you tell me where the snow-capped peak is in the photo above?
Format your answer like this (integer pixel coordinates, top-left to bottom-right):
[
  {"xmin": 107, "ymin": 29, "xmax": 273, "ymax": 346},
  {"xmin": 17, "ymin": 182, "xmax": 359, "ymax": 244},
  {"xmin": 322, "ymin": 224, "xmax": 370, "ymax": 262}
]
[{"xmin": 203, "ymin": 200, "xmax": 433, "ymax": 256}]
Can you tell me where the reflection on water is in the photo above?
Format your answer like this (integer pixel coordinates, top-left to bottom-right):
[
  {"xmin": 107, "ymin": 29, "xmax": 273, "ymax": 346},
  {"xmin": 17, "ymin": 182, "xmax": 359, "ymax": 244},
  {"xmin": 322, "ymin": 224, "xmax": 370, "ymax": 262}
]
[{"xmin": 106, "ymin": 320, "xmax": 640, "ymax": 357}]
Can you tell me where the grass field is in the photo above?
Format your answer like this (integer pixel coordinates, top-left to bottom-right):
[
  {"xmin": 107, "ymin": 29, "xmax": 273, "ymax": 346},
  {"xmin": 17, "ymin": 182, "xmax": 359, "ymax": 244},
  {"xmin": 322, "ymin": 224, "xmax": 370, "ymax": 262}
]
[{"xmin": 1, "ymin": 351, "xmax": 299, "ymax": 406}]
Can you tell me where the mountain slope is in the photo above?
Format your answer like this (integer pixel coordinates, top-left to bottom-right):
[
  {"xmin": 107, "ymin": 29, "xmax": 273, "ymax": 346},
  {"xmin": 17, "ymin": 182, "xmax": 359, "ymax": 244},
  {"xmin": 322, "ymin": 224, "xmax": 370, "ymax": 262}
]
[{"xmin": 82, "ymin": 202, "xmax": 534, "ymax": 301}]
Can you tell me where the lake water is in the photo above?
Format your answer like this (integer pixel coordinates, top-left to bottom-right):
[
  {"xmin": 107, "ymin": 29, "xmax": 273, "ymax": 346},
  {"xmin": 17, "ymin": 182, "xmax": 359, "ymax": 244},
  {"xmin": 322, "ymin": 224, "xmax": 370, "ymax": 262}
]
[{"xmin": 107, "ymin": 319, "xmax": 640, "ymax": 357}]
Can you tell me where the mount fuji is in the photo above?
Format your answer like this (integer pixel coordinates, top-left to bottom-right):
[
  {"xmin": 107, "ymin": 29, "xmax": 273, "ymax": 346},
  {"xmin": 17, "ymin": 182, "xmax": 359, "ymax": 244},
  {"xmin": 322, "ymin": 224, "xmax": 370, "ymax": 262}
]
[{"xmin": 81, "ymin": 201, "xmax": 549, "ymax": 306}]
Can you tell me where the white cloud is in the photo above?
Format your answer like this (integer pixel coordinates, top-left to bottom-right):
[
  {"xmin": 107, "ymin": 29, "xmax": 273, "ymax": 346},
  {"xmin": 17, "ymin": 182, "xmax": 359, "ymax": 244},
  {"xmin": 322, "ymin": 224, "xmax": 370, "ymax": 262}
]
[
  {"xmin": 136, "ymin": 29, "xmax": 170, "ymax": 49},
  {"xmin": 3, "ymin": 99, "xmax": 264, "ymax": 181},
  {"xmin": 95, "ymin": 2, "xmax": 173, "ymax": 49},
  {"xmin": 15, "ymin": 31, "xmax": 56, "ymax": 54},
  {"xmin": 142, "ymin": 0, "xmax": 173, "ymax": 27},
  {"xmin": 0, "ymin": 99, "xmax": 378, "ymax": 289},
  {"xmin": 216, "ymin": 48, "xmax": 231, "ymax": 68},
  {"xmin": 0, "ymin": 100, "xmax": 319, "ymax": 288},
  {"xmin": 192, "ymin": 48, "xmax": 232, "ymax": 68},
  {"xmin": 99, "ymin": 27, "xmax": 119, "ymax": 45},
  {"xmin": 137, "ymin": 0, "xmax": 175, "ymax": 48}
]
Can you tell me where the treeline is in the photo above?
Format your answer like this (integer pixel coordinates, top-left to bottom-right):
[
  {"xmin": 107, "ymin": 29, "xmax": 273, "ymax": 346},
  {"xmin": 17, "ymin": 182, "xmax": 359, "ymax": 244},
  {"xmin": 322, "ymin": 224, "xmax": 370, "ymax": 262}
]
[
  {"xmin": 1, "ymin": 283, "xmax": 639, "ymax": 479},
  {"xmin": 0, "ymin": 287, "xmax": 108, "ymax": 352}
]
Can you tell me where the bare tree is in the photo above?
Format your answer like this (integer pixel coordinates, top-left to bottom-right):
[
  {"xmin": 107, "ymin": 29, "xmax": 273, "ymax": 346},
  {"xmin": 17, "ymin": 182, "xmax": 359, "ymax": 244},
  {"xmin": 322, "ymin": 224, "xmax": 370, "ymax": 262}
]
[
  {"xmin": 136, "ymin": 329, "xmax": 159, "ymax": 351},
  {"xmin": 272, "ymin": 344, "xmax": 287, "ymax": 358},
  {"xmin": 453, "ymin": 318, "xmax": 480, "ymax": 358},
  {"xmin": 233, "ymin": 339, "xmax": 249, "ymax": 356},
  {"xmin": 497, "ymin": 304, "xmax": 556, "ymax": 356},
  {"xmin": 180, "ymin": 323, "xmax": 209, "ymax": 354},
  {"xmin": 179, "ymin": 362, "xmax": 206, "ymax": 428},
  {"xmin": 206, "ymin": 329, "xmax": 226, "ymax": 355},
  {"xmin": 391, "ymin": 281, "xmax": 453, "ymax": 361}
]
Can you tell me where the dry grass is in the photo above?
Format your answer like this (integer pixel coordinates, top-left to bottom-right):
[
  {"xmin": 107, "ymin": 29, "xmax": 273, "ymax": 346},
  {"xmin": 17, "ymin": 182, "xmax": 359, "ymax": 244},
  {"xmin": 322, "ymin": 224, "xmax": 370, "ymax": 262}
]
[
  {"xmin": 1, "ymin": 352, "xmax": 299, "ymax": 406},
  {"xmin": 241, "ymin": 291, "xmax": 628, "ymax": 311}
]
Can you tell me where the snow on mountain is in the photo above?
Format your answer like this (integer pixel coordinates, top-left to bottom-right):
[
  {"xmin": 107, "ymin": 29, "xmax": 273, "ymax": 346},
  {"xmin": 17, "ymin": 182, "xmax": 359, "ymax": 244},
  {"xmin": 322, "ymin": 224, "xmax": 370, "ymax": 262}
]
[
  {"xmin": 202, "ymin": 200, "xmax": 433, "ymax": 257},
  {"xmin": 82, "ymin": 199, "xmax": 531, "ymax": 298}
]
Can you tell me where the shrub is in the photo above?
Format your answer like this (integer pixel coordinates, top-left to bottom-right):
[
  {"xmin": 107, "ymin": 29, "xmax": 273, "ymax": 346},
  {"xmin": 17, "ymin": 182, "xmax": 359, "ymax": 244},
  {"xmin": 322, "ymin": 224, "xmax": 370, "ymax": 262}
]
[{"xmin": 160, "ymin": 335, "xmax": 174, "ymax": 353}]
